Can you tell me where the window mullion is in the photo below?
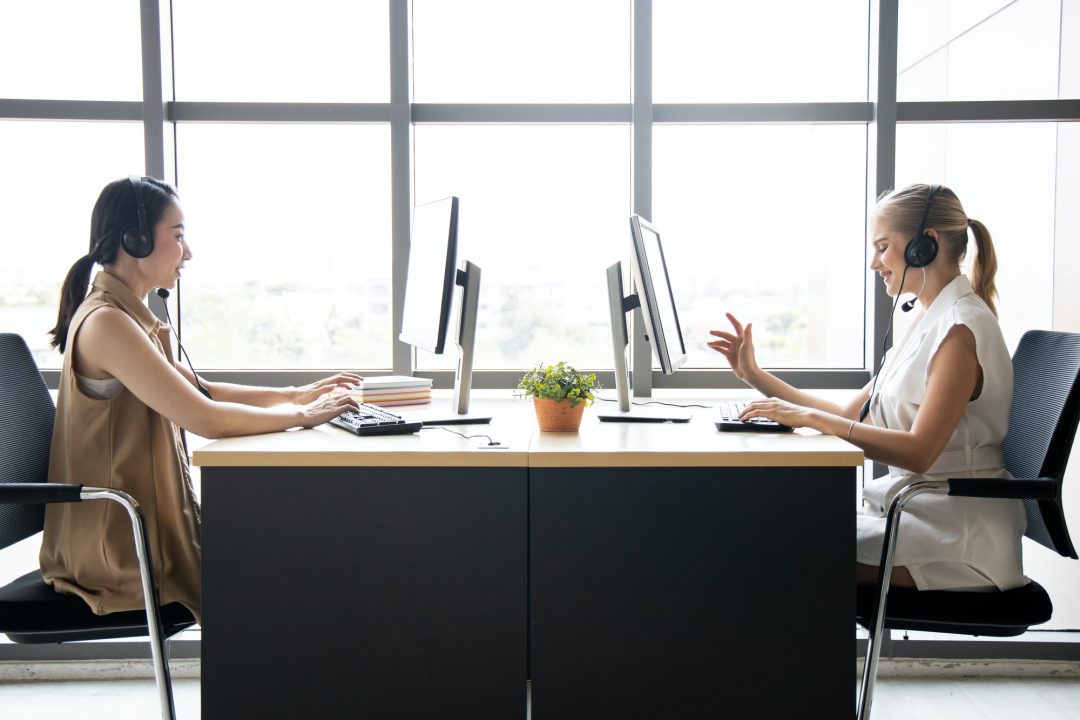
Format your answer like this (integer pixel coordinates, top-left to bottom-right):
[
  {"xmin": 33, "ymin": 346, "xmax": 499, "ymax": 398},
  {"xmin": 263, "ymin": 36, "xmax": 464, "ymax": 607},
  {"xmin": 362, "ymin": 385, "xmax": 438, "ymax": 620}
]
[
  {"xmin": 631, "ymin": 0, "xmax": 653, "ymax": 396},
  {"xmin": 868, "ymin": 0, "xmax": 899, "ymax": 369},
  {"xmin": 391, "ymin": 0, "xmax": 413, "ymax": 376}
]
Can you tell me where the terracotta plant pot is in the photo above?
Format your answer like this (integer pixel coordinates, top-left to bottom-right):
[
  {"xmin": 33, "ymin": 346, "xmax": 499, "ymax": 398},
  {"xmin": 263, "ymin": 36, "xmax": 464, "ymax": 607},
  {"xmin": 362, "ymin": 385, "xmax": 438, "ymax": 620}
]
[{"xmin": 532, "ymin": 397, "xmax": 587, "ymax": 432}]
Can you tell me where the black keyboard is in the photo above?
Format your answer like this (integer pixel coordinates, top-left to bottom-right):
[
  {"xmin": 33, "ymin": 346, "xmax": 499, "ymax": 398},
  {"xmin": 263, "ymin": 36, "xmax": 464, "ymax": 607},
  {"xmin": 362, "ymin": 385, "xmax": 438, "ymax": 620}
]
[
  {"xmin": 330, "ymin": 403, "xmax": 423, "ymax": 436},
  {"xmin": 714, "ymin": 402, "xmax": 793, "ymax": 433}
]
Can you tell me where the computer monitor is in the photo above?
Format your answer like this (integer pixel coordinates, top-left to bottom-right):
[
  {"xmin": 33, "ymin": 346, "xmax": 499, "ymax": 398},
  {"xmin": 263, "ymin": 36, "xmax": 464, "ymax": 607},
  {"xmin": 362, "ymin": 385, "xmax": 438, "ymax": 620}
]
[
  {"xmin": 400, "ymin": 196, "xmax": 459, "ymax": 354},
  {"xmin": 399, "ymin": 196, "xmax": 490, "ymax": 424},
  {"xmin": 630, "ymin": 215, "xmax": 688, "ymax": 375},
  {"xmin": 597, "ymin": 215, "xmax": 691, "ymax": 423}
]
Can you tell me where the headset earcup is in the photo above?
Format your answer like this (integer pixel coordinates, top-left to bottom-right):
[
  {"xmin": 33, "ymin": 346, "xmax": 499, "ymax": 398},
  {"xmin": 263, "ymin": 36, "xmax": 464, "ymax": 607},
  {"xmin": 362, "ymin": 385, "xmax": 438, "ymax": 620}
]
[
  {"xmin": 905, "ymin": 233, "xmax": 937, "ymax": 268},
  {"xmin": 121, "ymin": 227, "xmax": 153, "ymax": 258}
]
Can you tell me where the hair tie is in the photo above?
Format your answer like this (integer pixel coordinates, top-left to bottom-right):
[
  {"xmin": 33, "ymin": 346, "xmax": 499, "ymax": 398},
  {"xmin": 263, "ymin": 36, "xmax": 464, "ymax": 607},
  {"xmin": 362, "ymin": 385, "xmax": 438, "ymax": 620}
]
[{"xmin": 966, "ymin": 218, "xmax": 974, "ymax": 228}]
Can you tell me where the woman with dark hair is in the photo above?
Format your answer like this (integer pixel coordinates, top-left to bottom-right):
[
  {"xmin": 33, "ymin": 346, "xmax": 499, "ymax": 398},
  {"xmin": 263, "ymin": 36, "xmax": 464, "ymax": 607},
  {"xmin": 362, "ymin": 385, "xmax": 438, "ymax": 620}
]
[
  {"xmin": 709, "ymin": 183, "xmax": 1023, "ymax": 593},
  {"xmin": 42, "ymin": 176, "xmax": 359, "ymax": 624}
]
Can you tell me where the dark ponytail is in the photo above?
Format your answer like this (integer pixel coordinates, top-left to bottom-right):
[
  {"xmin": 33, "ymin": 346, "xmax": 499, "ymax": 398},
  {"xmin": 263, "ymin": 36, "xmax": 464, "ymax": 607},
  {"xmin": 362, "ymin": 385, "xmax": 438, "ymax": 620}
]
[
  {"xmin": 49, "ymin": 176, "xmax": 180, "ymax": 352},
  {"xmin": 49, "ymin": 254, "xmax": 97, "ymax": 352}
]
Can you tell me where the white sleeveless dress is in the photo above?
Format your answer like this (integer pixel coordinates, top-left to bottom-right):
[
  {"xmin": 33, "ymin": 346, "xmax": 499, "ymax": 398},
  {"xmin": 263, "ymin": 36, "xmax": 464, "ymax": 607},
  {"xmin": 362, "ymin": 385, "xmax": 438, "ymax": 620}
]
[{"xmin": 856, "ymin": 274, "xmax": 1026, "ymax": 591}]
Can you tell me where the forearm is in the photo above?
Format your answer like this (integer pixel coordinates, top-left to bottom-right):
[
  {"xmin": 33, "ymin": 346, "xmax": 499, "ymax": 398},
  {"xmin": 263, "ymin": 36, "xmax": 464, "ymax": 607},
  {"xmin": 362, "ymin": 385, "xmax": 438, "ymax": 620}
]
[
  {"xmin": 202, "ymin": 381, "xmax": 298, "ymax": 408},
  {"xmin": 196, "ymin": 401, "xmax": 306, "ymax": 438},
  {"xmin": 815, "ymin": 412, "xmax": 937, "ymax": 473},
  {"xmin": 743, "ymin": 367, "xmax": 847, "ymax": 416}
]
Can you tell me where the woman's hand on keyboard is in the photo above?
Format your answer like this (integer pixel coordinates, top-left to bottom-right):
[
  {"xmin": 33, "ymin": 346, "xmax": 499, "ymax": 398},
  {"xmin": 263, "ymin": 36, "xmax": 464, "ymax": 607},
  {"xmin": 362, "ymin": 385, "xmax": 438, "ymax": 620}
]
[
  {"xmin": 738, "ymin": 397, "xmax": 814, "ymax": 429},
  {"xmin": 290, "ymin": 372, "xmax": 364, "ymax": 405},
  {"xmin": 298, "ymin": 392, "xmax": 361, "ymax": 429}
]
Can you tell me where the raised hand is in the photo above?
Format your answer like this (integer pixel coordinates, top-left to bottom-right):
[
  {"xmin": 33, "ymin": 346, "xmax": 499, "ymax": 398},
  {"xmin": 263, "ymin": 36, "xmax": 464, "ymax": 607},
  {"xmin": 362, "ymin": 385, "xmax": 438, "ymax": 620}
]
[{"xmin": 706, "ymin": 312, "xmax": 759, "ymax": 382}]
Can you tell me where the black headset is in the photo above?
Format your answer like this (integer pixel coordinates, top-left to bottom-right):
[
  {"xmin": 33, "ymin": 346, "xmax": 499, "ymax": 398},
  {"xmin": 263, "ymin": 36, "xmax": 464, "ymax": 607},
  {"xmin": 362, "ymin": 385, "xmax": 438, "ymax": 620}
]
[
  {"xmin": 121, "ymin": 175, "xmax": 155, "ymax": 259},
  {"xmin": 903, "ymin": 183, "xmax": 941, "ymax": 268}
]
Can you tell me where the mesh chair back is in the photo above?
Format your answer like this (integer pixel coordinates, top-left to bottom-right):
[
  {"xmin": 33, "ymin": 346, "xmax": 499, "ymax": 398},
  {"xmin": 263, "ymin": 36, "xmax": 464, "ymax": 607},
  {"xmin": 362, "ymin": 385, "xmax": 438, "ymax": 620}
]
[
  {"xmin": 0, "ymin": 334, "xmax": 56, "ymax": 550},
  {"xmin": 1002, "ymin": 330, "xmax": 1080, "ymax": 559}
]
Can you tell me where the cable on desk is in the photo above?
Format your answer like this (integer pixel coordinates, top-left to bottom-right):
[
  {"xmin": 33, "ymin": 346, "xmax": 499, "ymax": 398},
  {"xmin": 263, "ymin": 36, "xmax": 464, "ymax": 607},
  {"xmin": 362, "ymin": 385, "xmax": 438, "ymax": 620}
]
[
  {"xmin": 593, "ymin": 396, "xmax": 713, "ymax": 409},
  {"xmin": 420, "ymin": 425, "xmax": 502, "ymax": 446}
]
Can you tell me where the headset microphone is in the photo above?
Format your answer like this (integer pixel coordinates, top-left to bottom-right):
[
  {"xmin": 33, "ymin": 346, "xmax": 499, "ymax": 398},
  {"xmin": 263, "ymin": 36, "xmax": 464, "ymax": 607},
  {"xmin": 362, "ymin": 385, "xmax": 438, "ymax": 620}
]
[
  {"xmin": 156, "ymin": 288, "xmax": 212, "ymax": 400},
  {"xmin": 859, "ymin": 264, "xmax": 910, "ymax": 422},
  {"xmin": 901, "ymin": 297, "xmax": 917, "ymax": 312}
]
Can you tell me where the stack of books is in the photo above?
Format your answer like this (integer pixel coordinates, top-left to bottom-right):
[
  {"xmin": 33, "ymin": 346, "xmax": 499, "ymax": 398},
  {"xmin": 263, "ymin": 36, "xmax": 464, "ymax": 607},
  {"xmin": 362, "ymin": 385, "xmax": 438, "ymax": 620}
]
[{"xmin": 341, "ymin": 376, "xmax": 433, "ymax": 408}]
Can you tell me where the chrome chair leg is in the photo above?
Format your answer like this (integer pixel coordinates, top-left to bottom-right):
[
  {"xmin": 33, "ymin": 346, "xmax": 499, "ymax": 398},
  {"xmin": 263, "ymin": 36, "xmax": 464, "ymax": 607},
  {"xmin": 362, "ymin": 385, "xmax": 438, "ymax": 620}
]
[
  {"xmin": 82, "ymin": 487, "xmax": 176, "ymax": 720},
  {"xmin": 856, "ymin": 481, "xmax": 947, "ymax": 720}
]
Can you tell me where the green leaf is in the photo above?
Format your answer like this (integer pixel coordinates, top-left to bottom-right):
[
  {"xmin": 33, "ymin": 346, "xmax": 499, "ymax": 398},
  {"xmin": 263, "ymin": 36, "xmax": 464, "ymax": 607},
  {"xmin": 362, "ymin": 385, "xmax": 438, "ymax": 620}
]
[{"xmin": 516, "ymin": 360, "xmax": 602, "ymax": 407}]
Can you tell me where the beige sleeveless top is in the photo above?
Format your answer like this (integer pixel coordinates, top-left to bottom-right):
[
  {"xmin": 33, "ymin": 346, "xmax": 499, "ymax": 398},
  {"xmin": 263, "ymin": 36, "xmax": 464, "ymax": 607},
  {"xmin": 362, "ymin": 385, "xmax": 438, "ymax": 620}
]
[{"xmin": 40, "ymin": 271, "xmax": 202, "ymax": 623}]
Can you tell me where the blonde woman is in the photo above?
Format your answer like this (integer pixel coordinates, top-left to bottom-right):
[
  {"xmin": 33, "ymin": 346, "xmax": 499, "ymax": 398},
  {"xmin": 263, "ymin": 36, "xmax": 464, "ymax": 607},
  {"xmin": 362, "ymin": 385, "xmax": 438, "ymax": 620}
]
[{"xmin": 709, "ymin": 184, "xmax": 1022, "ymax": 592}]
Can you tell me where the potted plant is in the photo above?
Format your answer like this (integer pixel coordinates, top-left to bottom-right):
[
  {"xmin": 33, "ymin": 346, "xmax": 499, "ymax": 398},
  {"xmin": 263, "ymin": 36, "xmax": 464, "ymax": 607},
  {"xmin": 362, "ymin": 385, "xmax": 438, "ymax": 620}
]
[{"xmin": 517, "ymin": 362, "xmax": 601, "ymax": 432}]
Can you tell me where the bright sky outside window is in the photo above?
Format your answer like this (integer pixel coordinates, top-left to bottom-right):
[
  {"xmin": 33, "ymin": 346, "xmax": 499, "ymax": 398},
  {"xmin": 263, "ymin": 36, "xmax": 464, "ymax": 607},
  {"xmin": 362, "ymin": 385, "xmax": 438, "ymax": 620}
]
[
  {"xmin": 414, "ymin": 125, "xmax": 630, "ymax": 370},
  {"xmin": 653, "ymin": 124, "xmax": 867, "ymax": 369},
  {"xmin": 0, "ymin": 121, "xmax": 144, "ymax": 369},
  {"xmin": 654, "ymin": 0, "xmax": 868, "ymax": 102},
  {"xmin": 175, "ymin": 123, "xmax": 392, "ymax": 369},
  {"xmin": 172, "ymin": 0, "xmax": 389, "ymax": 102},
  {"xmin": 0, "ymin": 1, "xmax": 140, "ymax": 100},
  {"xmin": 897, "ymin": 0, "xmax": 1064, "ymax": 101},
  {"xmin": 412, "ymin": 0, "xmax": 630, "ymax": 103}
]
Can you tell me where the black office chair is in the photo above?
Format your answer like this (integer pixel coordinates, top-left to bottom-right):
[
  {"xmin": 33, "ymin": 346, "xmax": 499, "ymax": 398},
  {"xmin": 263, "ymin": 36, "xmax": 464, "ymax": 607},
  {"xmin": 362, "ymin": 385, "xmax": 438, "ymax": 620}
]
[
  {"xmin": 0, "ymin": 333, "xmax": 196, "ymax": 720},
  {"xmin": 855, "ymin": 329, "xmax": 1080, "ymax": 720}
]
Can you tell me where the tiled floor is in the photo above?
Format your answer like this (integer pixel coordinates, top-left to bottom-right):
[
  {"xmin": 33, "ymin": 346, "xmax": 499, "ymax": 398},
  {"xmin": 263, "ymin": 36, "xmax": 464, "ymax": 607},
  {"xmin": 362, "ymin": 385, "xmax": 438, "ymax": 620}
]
[
  {"xmin": 870, "ymin": 677, "xmax": 1080, "ymax": 720},
  {"xmin": 1, "ymin": 675, "xmax": 1079, "ymax": 719},
  {"xmin": 0, "ymin": 678, "xmax": 200, "ymax": 718}
]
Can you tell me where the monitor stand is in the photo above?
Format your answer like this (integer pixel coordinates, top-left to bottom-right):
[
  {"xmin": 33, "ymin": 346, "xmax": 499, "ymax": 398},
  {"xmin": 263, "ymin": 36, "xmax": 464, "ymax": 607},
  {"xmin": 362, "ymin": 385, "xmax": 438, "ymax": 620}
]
[
  {"xmin": 594, "ymin": 262, "xmax": 692, "ymax": 424},
  {"xmin": 410, "ymin": 260, "xmax": 492, "ymax": 426}
]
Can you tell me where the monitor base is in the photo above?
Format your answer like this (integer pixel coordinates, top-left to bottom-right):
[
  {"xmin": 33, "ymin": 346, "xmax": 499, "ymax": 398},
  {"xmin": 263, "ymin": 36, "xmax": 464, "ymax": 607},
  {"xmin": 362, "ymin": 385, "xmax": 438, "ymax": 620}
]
[
  {"xmin": 404, "ymin": 409, "xmax": 493, "ymax": 425},
  {"xmin": 596, "ymin": 407, "xmax": 691, "ymax": 423}
]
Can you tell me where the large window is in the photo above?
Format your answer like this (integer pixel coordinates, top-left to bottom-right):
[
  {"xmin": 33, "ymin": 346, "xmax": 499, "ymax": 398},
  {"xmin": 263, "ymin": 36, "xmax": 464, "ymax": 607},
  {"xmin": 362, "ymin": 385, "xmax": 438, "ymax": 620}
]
[{"xmin": 1, "ymin": 0, "xmax": 1075, "ymax": 385}]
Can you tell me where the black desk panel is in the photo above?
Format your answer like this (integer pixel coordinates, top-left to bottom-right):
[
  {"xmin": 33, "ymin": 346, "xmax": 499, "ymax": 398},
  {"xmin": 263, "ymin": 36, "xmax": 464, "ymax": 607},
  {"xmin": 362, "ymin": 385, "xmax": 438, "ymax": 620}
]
[
  {"xmin": 202, "ymin": 466, "xmax": 527, "ymax": 720},
  {"xmin": 530, "ymin": 466, "xmax": 854, "ymax": 719}
]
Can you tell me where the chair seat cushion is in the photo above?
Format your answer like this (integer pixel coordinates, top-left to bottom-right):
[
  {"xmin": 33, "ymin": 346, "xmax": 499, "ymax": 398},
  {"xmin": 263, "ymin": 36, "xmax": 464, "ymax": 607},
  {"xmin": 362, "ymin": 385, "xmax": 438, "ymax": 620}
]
[
  {"xmin": 0, "ymin": 569, "xmax": 196, "ymax": 643},
  {"xmin": 856, "ymin": 580, "xmax": 1053, "ymax": 637}
]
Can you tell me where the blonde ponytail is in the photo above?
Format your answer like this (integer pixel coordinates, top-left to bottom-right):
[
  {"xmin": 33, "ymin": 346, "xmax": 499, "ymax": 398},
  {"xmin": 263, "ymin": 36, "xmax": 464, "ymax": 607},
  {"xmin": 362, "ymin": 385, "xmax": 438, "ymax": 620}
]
[{"xmin": 967, "ymin": 218, "xmax": 998, "ymax": 316}]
